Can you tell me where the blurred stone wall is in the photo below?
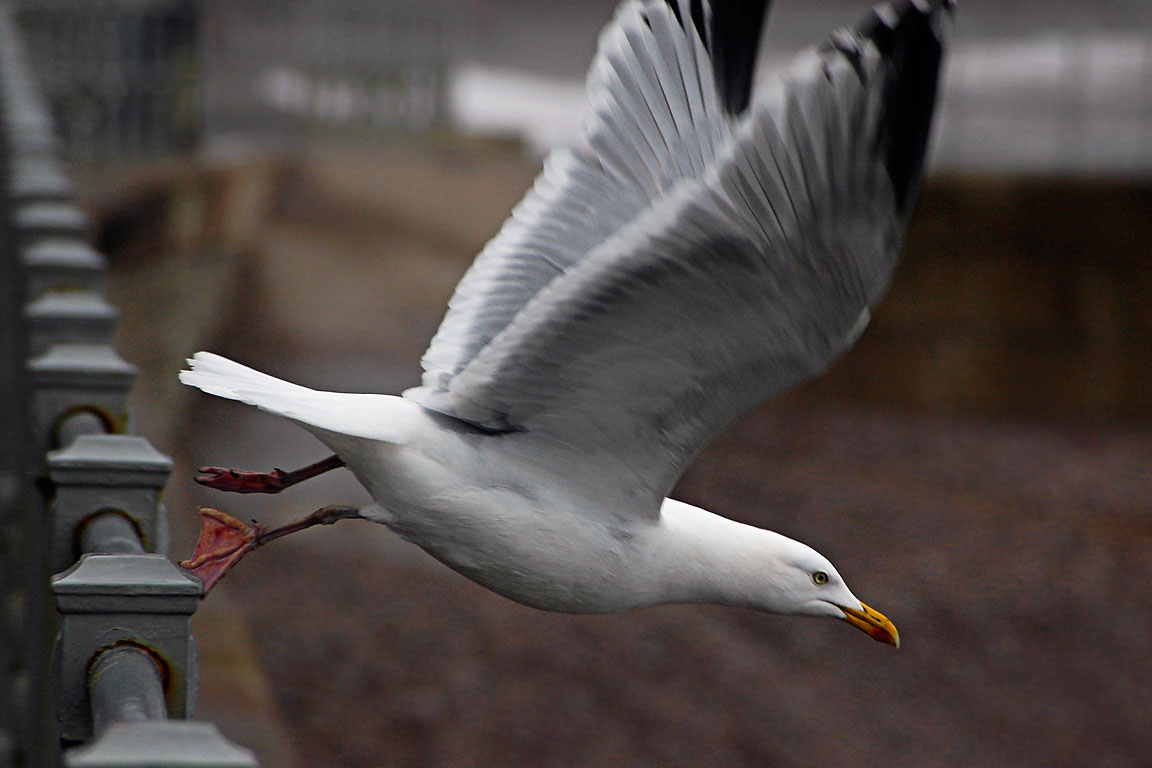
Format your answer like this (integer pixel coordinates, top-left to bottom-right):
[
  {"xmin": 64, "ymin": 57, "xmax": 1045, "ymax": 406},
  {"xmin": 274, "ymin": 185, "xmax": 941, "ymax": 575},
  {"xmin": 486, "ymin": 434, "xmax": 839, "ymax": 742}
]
[
  {"xmin": 807, "ymin": 176, "xmax": 1152, "ymax": 420},
  {"xmin": 77, "ymin": 156, "xmax": 278, "ymax": 434},
  {"xmin": 79, "ymin": 147, "xmax": 1151, "ymax": 423}
]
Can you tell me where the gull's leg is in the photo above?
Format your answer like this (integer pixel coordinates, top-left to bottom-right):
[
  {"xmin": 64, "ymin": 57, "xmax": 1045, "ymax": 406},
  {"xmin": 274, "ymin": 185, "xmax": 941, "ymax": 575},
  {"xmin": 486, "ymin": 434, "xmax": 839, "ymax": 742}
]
[
  {"xmin": 251, "ymin": 504, "xmax": 364, "ymax": 549},
  {"xmin": 195, "ymin": 454, "xmax": 345, "ymax": 494},
  {"xmin": 181, "ymin": 504, "xmax": 365, "ymax": 595}
]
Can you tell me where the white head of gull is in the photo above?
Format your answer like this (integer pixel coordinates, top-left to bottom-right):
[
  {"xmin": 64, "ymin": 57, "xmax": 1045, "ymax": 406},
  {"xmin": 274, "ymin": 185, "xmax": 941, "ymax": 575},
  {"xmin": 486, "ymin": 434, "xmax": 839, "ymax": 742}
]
[{"xmin": 180, "ymin": 0, "xmax": 954, "ymax": 648}]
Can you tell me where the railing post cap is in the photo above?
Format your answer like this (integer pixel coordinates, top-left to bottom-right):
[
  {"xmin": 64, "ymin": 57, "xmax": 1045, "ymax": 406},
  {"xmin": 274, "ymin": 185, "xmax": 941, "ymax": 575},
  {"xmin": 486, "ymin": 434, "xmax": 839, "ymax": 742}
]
[
  {"xmin": 28, "ymin": 343, "xmax": 138, "ymax": 383},
  {"xmin": 10, "ymin": 156, "xmax": 75, "ymax": 201},
  {"xmin": 65, "ymin": 720, "xmax": 259, "ymax": 767},
  {"xmin": 26, "ymin": 290, "xmax": 121, "ymax": 355},
  {"xmin": 23, "ymin": 238, "xmax": 107, "ymax": 272},
  {"xmin": 53, "ymin": 559, "xmax": 202, "ymax": 738},
  {"xmin": 48, "ymin": 435, "xmax": 173, "ymax": 486},
  {"xmin": 5, "ymin": 113, "xmax": 56, "ymax": 142},
  {"xmin": 7, "ymin": 124, "xmax": 59, "ymax": 156},
  {"xmin": 52, "ymin": 554, "xmax": 202, "ymax": 610},
  {"xmin": 22, "ymin": 238, "xmax": 109, "ymax": 298},
  {"xmin": 15, "ymin": 200, "xmax": 91, "ymax": 237},
  {"xmin": 26, "ymin": 290, "xmax": 120, "ymax": 324}
]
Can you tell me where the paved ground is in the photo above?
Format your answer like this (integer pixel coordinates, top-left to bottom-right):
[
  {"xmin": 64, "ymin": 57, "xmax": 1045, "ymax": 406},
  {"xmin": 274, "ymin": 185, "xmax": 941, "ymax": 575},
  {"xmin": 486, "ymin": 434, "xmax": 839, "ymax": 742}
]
[{"xmin": 118, "ymin": 142, "xmax": 1152, "ymax": 766}]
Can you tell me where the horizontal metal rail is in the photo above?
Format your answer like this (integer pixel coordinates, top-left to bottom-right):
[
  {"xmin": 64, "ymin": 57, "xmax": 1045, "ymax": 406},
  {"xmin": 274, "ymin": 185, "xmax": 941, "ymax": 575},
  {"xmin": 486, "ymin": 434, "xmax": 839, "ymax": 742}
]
[
  {"xmin": 87, "ymin": 647, "xmax": 168, "ymax": 734},
  {"xmin": 78, "ymin": 513, "xmax": 146, "ymax": 557},
  {"xmin": 0, "ymin": 3, "xmax": 258, "ymax": 766}
]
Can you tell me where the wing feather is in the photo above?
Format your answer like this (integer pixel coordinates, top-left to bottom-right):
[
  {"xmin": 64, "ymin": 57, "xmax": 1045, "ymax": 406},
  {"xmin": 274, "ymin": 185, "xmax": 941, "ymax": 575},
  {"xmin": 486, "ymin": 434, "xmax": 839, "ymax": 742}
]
[
  {"xmin": 416, "ymin": 0, "xmax": 760, "ymax": 394},
  {"xmin": 414, "ymin": 0, "xmax": 952, "ymax": 500}
]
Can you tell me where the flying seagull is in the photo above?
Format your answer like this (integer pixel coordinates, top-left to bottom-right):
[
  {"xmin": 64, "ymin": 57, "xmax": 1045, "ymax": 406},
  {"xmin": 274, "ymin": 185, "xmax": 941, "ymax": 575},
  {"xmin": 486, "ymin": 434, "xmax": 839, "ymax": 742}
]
[{"xmin": 181, "ymin": 0, "xmax": 952, "ymax": 647}]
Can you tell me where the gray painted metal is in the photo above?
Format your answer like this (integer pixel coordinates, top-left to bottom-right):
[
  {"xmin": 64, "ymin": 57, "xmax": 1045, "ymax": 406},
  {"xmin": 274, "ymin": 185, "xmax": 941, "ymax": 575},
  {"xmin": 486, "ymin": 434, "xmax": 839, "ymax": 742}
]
[
  {"xmin": 0, "ymin": 3, "xmax": 263, "ymax": 763},
  {"xmin": 0, "ymin": 1, "xmax": 55, "ymax": 754},
  {"xmin": 66, "ymin": 645, "xmax": 260, "ymax": 767},
  {"xmin": 0, "ymin": 24, "xmax": 31, "ymax": 754},
  {"xmin": 22, "ymin": 239, "xmax": 107, "ymax": 299},
  {"xmin": 87, "ymin": 647, "xmax": 167, "ymax": 734},
  {"xmin": 0, "ymin": 0, "xmax": 282, "ymax": 762},
  {"xmin": 78, "ymin": 513, "xmax": 146, "ymax": 557},
  {"xmin": 9, "ymin": 155, "xmax": 75, "ymax": 204},
  {"xmin": 26, "ymin": 291, "xmax": 121, "ymax": 357},
  {"xmin": 27, "ymin": 343, "xmax": 137, "ymax": 458},
  {"xmin": 64, "ymin": 722, "xmax": 259, "ymax": 768},
  {"xmin": 54, "ymin": 412, "xmax": 110, "ymax": 455},
  {"xmin": 15, "ymin": 202, "xmax": 91, "ymax": 244},
  {"xmin": 47, "ymin": 435, "xmax": 172, "ymax": 571},
  {"xmin": 52, "ymin": 554, "xmax": 202, "ymax": 744}
]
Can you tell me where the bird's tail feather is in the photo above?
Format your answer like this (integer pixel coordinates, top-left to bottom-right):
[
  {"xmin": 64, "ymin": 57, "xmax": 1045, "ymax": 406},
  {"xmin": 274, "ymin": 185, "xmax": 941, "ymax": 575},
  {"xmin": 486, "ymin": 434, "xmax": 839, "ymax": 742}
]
[
  {"xmin": 179, "ymin": 351, "xmax": 311, "ymax": 404},
  {"xmin": 180, "ymin": 351, "xmax": 409, "ymax": 444}
]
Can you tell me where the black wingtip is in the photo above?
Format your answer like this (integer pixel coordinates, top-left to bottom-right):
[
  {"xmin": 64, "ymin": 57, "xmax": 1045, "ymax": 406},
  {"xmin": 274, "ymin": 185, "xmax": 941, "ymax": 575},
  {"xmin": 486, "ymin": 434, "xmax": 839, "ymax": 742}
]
[
  {"xmin": 846, "ymin": 0, "xmax": 953, "ymax": 214},
  {"xmin": 709, "ymin": 0, "xmax": 773, "ymax": 116},
  {"xmin": 666, "ymin": 0, "xmax": 774, "ymax": 117}
]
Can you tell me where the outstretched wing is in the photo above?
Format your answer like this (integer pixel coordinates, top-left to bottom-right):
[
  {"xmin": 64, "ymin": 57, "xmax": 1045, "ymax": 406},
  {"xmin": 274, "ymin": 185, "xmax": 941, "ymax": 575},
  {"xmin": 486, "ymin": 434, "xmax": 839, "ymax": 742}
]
[
  {"xmin": 415, "ymin": 0, "xmax": 771, "ymax": 394},
  {"xmin": 412, "ymin": 0, "xmax": 951, "ymax": 500}
]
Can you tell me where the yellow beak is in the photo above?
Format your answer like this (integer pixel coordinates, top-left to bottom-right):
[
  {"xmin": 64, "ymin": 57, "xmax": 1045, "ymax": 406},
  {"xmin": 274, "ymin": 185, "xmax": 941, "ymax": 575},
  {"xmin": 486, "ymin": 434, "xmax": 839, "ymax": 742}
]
[{"xmin": 840, "ymin": 602, "xmax": 900, "ymax": 648}]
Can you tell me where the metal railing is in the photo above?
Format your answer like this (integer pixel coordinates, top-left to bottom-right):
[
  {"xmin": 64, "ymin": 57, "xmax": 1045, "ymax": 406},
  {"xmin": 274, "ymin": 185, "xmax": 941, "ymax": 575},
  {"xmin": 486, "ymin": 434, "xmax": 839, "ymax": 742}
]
[{"xmin": 0, "ymin": 4, "xmax": 257, "ymax": 766}]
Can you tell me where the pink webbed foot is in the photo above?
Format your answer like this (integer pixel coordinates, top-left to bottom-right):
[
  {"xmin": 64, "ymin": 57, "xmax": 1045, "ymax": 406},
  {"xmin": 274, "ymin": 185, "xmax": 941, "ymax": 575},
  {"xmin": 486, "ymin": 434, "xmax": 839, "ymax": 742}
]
[
  {"xmin": 180, "ymin": 508, "xmax": 261, "ymax": 595},
  {"xmin": 179, "ymin": 504, "xmax": 364, "ymax": 596}
]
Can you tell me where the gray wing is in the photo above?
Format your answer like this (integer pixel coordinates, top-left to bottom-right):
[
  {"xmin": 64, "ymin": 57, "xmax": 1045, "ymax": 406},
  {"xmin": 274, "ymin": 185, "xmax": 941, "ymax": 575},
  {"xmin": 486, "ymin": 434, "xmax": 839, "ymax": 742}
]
[
  {"xmin": 416, "ymin": 0, "xmax": 769, "ymax": 392},
  {"xmin": 411, "ymin": 0, "xmax": 951, "ymax": 501}
]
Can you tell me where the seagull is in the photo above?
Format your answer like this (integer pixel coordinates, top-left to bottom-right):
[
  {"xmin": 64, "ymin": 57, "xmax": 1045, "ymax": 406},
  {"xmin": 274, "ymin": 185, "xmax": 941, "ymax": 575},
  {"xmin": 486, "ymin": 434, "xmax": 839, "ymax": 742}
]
[{"xmin": 181, "ymin": 0, "xmax": 952, "ymax": 648}]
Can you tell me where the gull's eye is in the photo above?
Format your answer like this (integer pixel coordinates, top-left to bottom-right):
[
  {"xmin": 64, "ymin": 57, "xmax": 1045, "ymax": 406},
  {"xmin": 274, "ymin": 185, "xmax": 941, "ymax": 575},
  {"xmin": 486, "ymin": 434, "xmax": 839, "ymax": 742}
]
[{"xmin": 812, "ymin": 571, "xmax": 828, "ymax": 585}]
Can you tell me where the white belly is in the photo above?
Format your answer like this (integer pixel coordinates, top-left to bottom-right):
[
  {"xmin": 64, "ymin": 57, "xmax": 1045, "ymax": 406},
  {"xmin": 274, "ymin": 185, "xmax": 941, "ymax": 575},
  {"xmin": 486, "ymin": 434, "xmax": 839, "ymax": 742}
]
[{"xmin": 329, "ymin": 419, "xmax": 656, "ymax": 613}]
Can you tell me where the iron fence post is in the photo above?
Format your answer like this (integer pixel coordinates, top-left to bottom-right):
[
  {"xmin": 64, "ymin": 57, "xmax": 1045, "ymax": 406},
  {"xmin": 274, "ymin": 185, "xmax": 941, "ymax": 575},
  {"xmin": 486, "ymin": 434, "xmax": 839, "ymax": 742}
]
[
  {"xmin": 46, "ymin": 434, "xmax": 173, "ymax": 572},
  {"xmin": 66, "ymin": 647, "xmax": 257, "ymax": 767},
  {"xmin": 65, "ymin": 722, "xmax": 258, "ymax": 768},
  {"xmin": 51, "ymin": 554, "xmax": 201, "ymax": 745},
  {"xmin": 9, "ymin": 155, "xmax": 75, "ymax": 204},
  {"xmin": 15, "ymin": 202, "xmax": 90, "ymax": 245},
  {"xmin": 0, "ymin": 3, "xmax": 260, "ymax": 763},
  {"xmin": 22, "ymin": 239, "xmax": 107, "ymax": 299},
  {"xmin": 26, "ymin": 291, "xmax": 120, "ymax": 357},
  {"xmin": 27, "ymin": 343, "xmax": 137, "ymax": 458}
]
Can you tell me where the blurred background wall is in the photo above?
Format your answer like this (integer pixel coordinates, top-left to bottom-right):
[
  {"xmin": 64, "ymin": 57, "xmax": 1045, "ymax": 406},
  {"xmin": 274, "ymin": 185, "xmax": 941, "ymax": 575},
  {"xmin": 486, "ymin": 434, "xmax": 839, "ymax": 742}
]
[
  {"xmin": 10, "ymin": 0, "xmax": 1151, "ymax": 766},
  {"xmin": 16, "ymin": 0, "xmax": 1152, "ymax": 421}
]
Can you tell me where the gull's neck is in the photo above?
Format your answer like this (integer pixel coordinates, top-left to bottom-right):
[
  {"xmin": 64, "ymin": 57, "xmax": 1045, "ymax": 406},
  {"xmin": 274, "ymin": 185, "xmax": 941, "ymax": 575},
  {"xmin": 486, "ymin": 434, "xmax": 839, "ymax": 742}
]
[{"xmin": 638, "ymin": 498, "xmax": 801, "ymax": 612}]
